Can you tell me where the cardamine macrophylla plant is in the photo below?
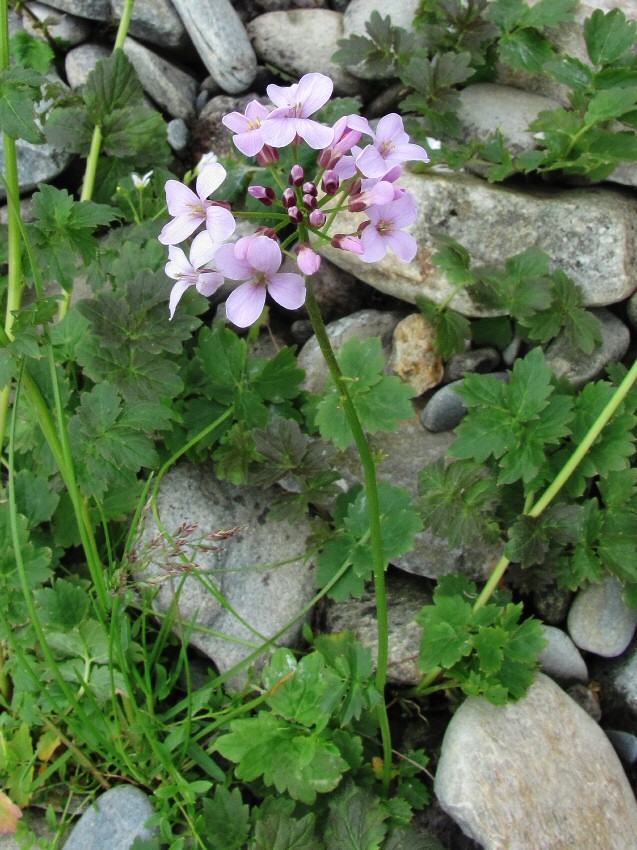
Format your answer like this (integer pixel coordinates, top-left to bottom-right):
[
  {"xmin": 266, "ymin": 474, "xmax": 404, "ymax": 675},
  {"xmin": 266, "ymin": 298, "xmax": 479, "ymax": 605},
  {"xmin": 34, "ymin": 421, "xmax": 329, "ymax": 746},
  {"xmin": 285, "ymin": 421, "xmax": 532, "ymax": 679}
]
[{"xmin": 157, "ymin": 71, "xmax": 428, "ymax": 792}]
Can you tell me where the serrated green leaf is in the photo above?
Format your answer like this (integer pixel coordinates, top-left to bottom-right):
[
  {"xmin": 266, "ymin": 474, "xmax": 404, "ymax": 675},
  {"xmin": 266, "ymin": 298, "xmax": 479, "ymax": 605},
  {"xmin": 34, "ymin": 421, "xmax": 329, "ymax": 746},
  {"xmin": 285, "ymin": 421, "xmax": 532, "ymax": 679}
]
[
  {"xmin": 585, "ymin": 9, "xmax": 637, "ymax": 66},
  {"xmin": 585, "ymin": 87, "xmax": 637, "ymax": 125},
  {"xmin": 84, "ymin": 49, "xmax": 143, "ymax": 123},
  {"xmin": 313, "ymin": 631, "xmax": 379, "ymax": 726},
  {"xmin": 253, "ymin": 347, "xmax": 304, "ymax": 402},
  {"xmin": 263, "ymin": 649, "xmax": 335, "ymax": 730},
  {"xmin": 498, "ymin": 29, "xmax": 553, "ymax": 73},
  {"xmin": 524, "ymin": 0, "xmax": 578, "ymax": 29},
  {"xmin": 43, "ymin": 105, "xmax": 94, "ymax": 154},
  {"xmin": 9, "ymin": 32, "xmax": 54, "ymax": 74},
  {"xmin": 324, "ymin": 783, "xmax": 388, "ymax": 850},
  {"xmin": 485, "ymin": 0, "xmax": 527, "ymax": 33},
  {"xmin": 195, "ymin": 787, "xmax": 249, "ymax": 850},
  {"xmin": 252, "ymin": 811, "xmax": 322, "ymax": 850},
  {"xmin": 544, "ymin": 56, "xmax": 594, "ymax": 90},
  {"xmin": 0, "ymin": 67, "xmax": 44, "ymax": 142},
  {"xmin": 34, "ymin": 579, "xmax": 89, "ymax": 632}
]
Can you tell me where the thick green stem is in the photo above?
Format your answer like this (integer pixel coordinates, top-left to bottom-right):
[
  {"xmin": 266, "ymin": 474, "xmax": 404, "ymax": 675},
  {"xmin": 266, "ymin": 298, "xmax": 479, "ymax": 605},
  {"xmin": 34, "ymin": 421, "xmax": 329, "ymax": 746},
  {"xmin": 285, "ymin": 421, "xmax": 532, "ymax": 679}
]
[{"xmin": 303, "ymin": 282, "xmax": 393, "ymax": 795}]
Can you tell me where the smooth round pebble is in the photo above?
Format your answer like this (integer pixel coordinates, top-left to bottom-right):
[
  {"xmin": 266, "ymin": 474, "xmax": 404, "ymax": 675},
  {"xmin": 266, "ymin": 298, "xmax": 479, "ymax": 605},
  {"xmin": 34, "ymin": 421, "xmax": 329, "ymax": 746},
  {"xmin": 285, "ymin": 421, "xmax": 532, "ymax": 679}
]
[
  {"xmin": 62, "ymin": 786, "xmax": 157, "ymax": 850},
  {"xmin": 538, "ymin": 625, "xmax": 588, "ymax": 684},
  {"xmin": 567, "ymin": 575, "xmax": 637, "ymax": 657},
  {"xmin": 421, "ymin": 381, "xmax": 466, "ymax": 432},
  {"xmin": 606, "ymin": 729, "xmax": 637, "ymax": 766},
  {"xmin": 167, "ymin": 118, "xmax": 190, "ymax": 152}
]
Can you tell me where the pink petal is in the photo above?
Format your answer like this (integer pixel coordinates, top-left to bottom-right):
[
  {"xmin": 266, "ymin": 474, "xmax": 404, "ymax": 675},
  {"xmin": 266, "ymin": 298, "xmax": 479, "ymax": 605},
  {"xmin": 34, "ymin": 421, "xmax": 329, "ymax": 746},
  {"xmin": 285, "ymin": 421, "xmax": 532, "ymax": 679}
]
[
  {"xmin": 168, "ymin": 279, "xmax": 192, "ymax": 319},
  {"xmin": 196, "ymin": 271, "xmax": 224, "ymax": 296},
  {"xmin": 267, "ymin": 273, "xmax": 306, "ymax": 310},
  {"xmin": 158, "ymin": 214, "xmax": 202, "ymax": 245},
  {"xmin": 196, "ymin": 162, "xmax": 227, "ymax": 200},
  {"xmin": 384, "ymin": 229, "xmax": 417, "ymax": 262},
  {"xmin": 355, "ymin": 145, "xmax": 389, "ymax": 178},
  {"xmin": 396, "ymin": 142, "xmax": 430, "ymax": 164},
  {"xmin": 205, "ymin": 206, "xmax": 237, "ymax": 243},
  {"xmin": 246, "ymin": 234, "xmax": 281, "ymax": 276},
  {"xmin": 190, "ymin": 231, "xmax": 219, "ymax": 268},
  {"xmin": 376, "ymin": 113, "xmax": 407, "ymax": 145},
  {"xmin": 389, "ymin": 193, "xmax": 418, "ymax": 228},
  {"xmin": 214, "ymin": 242, "xmax": 252, "ymax": 280},
  {"xmin": 295, "ymin": 118, "xmax": 334, "ymax": 150},
  {"xmin": 222, "ymin": 111, "xmax": 250, "ymax": 133},
  {"xmin": 359, "ymin": 227, "xmax": 387, "ymax": 263},
  {"xmin": 334, "ymin": 155, "xmax": 357, "ymax": 180},
  {"xmin": 266, "ymin": 82, "xmax": 295, "ymax": 108},
  {"xmin": 259, "ymin": 117, "xmax": 297, "ymax": 148},
  {"xmin": 165, "ymin": 180, "xmax": 199, "ymax": 216},
  {"xmin": 225, "ymin": 282, "xmax": 267, "ymax": 327},
  {"xmin": 233, "ymin": 129, "xmax": 266, "ymax": 157},
  {"xmin": 165, "ymin": 245, "xmax": 191, "ymax": 279},
  {"xmin": 234, "ymin": 234, "xmax": 257, "ymax": 261},
  {"xmin": 296, "ymin": 246, "xmax": 321, "ymax": 275},
  {"xmin": 245, "ymin": 100, "xmax": 270, "ymax": 122},
  {"xmin": 295, "ymin": 72, "xmax": 333, "ymax": 115}
]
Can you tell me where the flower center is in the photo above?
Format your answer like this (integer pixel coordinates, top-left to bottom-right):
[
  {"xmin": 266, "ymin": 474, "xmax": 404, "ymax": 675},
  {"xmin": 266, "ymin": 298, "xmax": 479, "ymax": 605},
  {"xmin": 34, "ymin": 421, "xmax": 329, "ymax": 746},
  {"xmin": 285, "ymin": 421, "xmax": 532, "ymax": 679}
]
[
  {"xmin": 247, "ymin": 117, "xmax": 261, "ymax": 130},
  {"xmin": 377, "ymin": 218, "xmax": 394, "ymax": 235},
  {"xmin": 380, "ymin": 140, "xmax": 395, "ymax": 157}
]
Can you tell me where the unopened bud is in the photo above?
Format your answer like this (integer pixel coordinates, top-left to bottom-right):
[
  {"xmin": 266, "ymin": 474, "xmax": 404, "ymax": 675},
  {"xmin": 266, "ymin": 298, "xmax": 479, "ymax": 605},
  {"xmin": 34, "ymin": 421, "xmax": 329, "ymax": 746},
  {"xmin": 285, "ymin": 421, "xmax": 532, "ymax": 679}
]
[
  {"xmin": 296, "ymin": 244, "xmax": 322, "ymax": 275},
  {"xmin": 348, "ymin": 178, "xmax": 362, "ymax": 196},
  {"xmin": 255, "ymin": 226, "xmax": 278, "ymax": 241},
  {"xmin": 256, "ymin": 144, "xmax": 279, "ymax": 166},
  {"xmin": 289, "ymin": 164, "xmax": 305, "ymax": 185},
  {"xmin": 302, "ymin": 181, "xmax": 317, "ymax": 196},
  {"xmin": 309, "ymin": 209, "xmax": 326, "ymax": 227},
  {"xmin": 288, "ymin": 206, "xmax": 304, "ymax": 223},
  {"xmin": 282, "ymin": 187, "xmax": 296, "ymax": 208},
  {"xmin": 302, "ymin": 193, "xmax": 317, "ymax": 211},
  {"xmin": 321, "ymin": 170, "xmax": 339, "ymax": 195},
  {"xmin": 331, "ymin": 233, "xmax": 364, "ymax": 254},
  {"xmin": 248, "ymin": 185, "xmax": 276, "ymax": 206}
]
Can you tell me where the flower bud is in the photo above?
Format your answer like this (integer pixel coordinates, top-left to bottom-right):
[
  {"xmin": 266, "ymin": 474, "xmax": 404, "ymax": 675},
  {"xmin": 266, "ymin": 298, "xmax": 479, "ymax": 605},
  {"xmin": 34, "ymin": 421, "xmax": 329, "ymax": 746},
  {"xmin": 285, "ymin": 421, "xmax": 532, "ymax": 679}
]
[
  {"xmin": 288, "ymin": 206, "xmax": 304, "ymax": 224},
  {"xmin": 321, "ymin": 170, "xmax": 339, "ymax": 195},
  {"xmin": 289, "ymin": 164, "xmax": 305, "ymax": 186},
  {"xmin": 331, "ymin": 233, "xmax": 364, "ymax": 254},
  {"xmin": 308, "ymin": 209, "xmax": 326, "ymax": 227},
  {"xmin": 282, "ymin": 187, "xmax": 296, "ymax": 209},
  {"xmin": 256, "ymin": 144, "xmax": 279, "ymax": 166},
  {"xmin": 302, "ymin": 193, "xmax": 317, "ymax": 211},
  {"xmin": 302, "ymin": 181, "xmax": 317, "ymax": 196},
  {"xmin": 255, "ymin": 226, "xmax": 278, "ymax": 241},
  {"xmin": 296, "ymin": 245, "xmax": 322, "ymax": 275},
  {"xmin": 248, "ymin": 185, "xmax": 276, "ymax": 206}
]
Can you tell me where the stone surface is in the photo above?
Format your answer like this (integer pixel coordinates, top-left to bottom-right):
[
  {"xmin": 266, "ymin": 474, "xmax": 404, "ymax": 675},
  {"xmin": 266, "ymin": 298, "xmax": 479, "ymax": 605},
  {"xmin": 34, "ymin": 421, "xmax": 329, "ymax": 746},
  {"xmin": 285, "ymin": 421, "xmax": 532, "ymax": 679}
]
[
  {"xmin": 171, "ymin": 0, "xmax": 257, "ymax": 94},
  {"xmin": 247, "ymin": 10, "xmax": 362, "ymax": 96},
  {"xmin": 0, "ymin": 137, "xmax": 72, "ymax": 200},
  {"xmin": 43, "ymin": 0, "xmax": 110, "ymax": 19},
  {"xmin": 435, "ymin": 673, "xmax": 637, "ymax": 850},
  {"xmin": 389, "ymin": 313, "xmax": 444, "ymax": 396},
  {"xmin": 167, "ymin": 118, "xmax": 190, "ymax": 152},
  {"xmin": 339, "ymin": 417, "xmax": 500, "ymax": 580},
  {"xmin": 343, "ymin": 0, "xmax": 419, "ymax": 78},
  {"xmin": 443, "ymin": 347, "xmax": 500, "ymax": 383},
  {"xmin": 319, "ymin": 171, "xmax": 637, "ymax": 314},
  {"xmin": 111, "ymin": 0, "xmax": 188, "ymax": 49},
  {"xmin": 607, "ymin": 729, "xmax": 637, "ymax": 766},
  {"xmin": 62, "ymin": 787, "xmax": 156, "ymax": 850},
  {"xmin": 538, "ymin": 625, "xmax": 589, "ymax": 684},
  {"xmin": 544, "ymin": 308, "xmax": 630, "ymax": 388},
  {"xmin": 324, "ymin": 570, "xmax": 430, "ymax": 685},
  {"xmin": 135, "ymin": 463, "xmax": 316, "ymax": 688},
  {"xmin": 64, "ymin": 42, "xmax": 110, "ymax": 88},
  {"xmin": 122, "ymin": 37, "xmax": 197, "ymax": 120},
  {"xmin": 568, "ymin": 576, "xmax": 637, "ymax": 658},
  {"xmin": 24, "ymin": 1, "xmax": 92, "ymax": 46},
  {"xmin": 421, "ymin": 380, "xmax": 467, "ymax": 433},
  {"xmin": 298, "ymin": 308, "xmax": 403, "ymax": 394}
]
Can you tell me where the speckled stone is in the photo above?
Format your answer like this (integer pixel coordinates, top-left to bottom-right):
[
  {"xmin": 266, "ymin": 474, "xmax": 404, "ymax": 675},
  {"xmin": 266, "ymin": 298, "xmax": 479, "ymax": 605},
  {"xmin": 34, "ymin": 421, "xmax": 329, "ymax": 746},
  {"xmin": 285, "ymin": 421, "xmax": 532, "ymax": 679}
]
[
  {"xmin": 389, "ymin": 313, "xmax": 444, "ymax": 396},
  {"xmin": 43, "ymin": 0, "xmax": 110, "ymax": 20},
  {"xmin": 568, "ymin": 576, "xmax": 637, "ymax": 658},
  {"xmin": 62, "ymin": 787, "xmax": 156, "ymax": 850},
  {"xmin": 538, "ymin": 625, "xmax": 589, "ymax": 684},
  {"xmin": 443, "ymin": 347, "xmax": 500, "ymax": 382},
  {"xmin": 24, "ymin": 1, "xmax": 92, "ymax": 47},
  {"xmin": 112, "ymin": 0, "xmax": 188, "ymax": 49},
  {"xmin": 122, "ymin": 37, "xmax": 197, "ymax": 120},
  {"xmin": 64, "ymin": 42, "xmax": 110, "ymax": 88}
]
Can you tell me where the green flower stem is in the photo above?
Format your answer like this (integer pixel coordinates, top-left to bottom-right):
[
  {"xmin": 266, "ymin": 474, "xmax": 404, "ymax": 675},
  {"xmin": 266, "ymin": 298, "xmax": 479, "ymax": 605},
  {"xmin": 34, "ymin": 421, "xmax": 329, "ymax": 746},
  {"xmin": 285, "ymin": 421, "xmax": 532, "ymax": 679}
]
[
  {"xmin": 303, "ymin": 281, "xmax": 393, "ymax": 795},
  {"xmin": 418, "ymin": 355, "xmax": 637, "ymax": 692}
]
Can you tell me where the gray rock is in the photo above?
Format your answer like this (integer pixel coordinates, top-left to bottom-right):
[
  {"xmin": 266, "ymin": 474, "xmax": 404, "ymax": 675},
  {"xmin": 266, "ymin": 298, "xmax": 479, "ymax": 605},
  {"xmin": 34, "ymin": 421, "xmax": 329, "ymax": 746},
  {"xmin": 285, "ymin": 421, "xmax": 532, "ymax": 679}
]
[
  {"xmin": 343, "ymin": 0, "xmax": 419, "ymax": 78},
  {"xmin": 597, "ymin": 645, "xmax": 637, "ymax": 722},
  {"xmin": 42, "ymin": 0, "xmax": 110, "ymax": 19},
  {"xmin": 167, "ymin": 118, "xmax": 190, "ymax": 152},
  {"xmin": 24, "ymin": 1, "xmax": 92, "ymax": 47},
  {"xmin": 298, "ymin": 308, "xmax": 403, "ymax": 394},
  {"xmin": 171, "ymin": 0, "xmax": 257, "ymax": 94},
  {"xmin": 64, "ymin": 42, "xmax": 110, "ymax": 88},
  {"xmin": 112, "ymin": 0, "xmax": 189, "ymax": 49},
  {"xmin": 0, "ymin": 137, "xmax": 72, "ymax": 200},
  {"xmin": 435, "ymin": 673, "xmax": 637, "ymax": 850},
  {"xmin": 339, "ymin": 417, "xmax": 500, "ymax": 580},
  {"xmin": 122, "ymin": 37, "xmax": 197, "ymax": 120},
  {"xmin": 324, "ymin": 571, "xmax": 430, "ymax": 685},
  {"xmin": 135, "ymin": 463, "xmax": 316, "ymax": 689},
  {"xmin": 196, "ymin": 90, "xmax": 210, "ymax": 114},
  {"xmin": 290, "ymin": 319, "xmax": 314, "ymax": 345},
  {"xmin": 538, "ymin": 625, "xmax": 589, "ymax": 684},
  {"xmin": 568, "ymin": 576, "xmax": 637, "ymax": 658},
  {"xmin": 443, "ymin": 347, "xmax": 500, "ymax": 383},
  {"xmin": 565, "ymin": 682, "xmax": 603, "ymax": 722},
  {"xmin": 62, "ymin": 787, "xmax": 157, "ymax": 850},
  {"xmin": 421, "ymin": 381, "xmax": 466, "ymax": 433},
  {"xmin": 299, "ymin": 257, "xmax": 368, "ymax": 323},
  {"xmin": 501, "ymin": 334, "xmax": 521, "ymax": 367},
  {"xmin": 389, "ymin": 313, "xmax": 444, "ymax": 396},
  {"xmin": 247, "ymin": 10, "xmax": 362, "ymax": 96},
  {"xmin": 0, "ymin": 198, "xmax": 35, "ymax": 225},
  {"xmin": 319, "ymin": 171, "xmax": 637, "ymax": 314},
  {"xmin": 544, "ymin": 309, "xmax": 630, "ymax": 388},
  {"xmin": 606, "ymin": 729, "xmax": 637, "ymax": 766}
]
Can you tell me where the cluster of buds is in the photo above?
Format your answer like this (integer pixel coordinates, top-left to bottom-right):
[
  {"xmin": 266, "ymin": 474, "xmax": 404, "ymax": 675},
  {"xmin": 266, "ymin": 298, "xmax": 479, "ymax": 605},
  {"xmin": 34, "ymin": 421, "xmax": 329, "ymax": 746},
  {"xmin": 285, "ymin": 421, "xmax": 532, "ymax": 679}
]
[{"xmin": 158, "ymin": 72, "xmax": 428, "ymax": 328}]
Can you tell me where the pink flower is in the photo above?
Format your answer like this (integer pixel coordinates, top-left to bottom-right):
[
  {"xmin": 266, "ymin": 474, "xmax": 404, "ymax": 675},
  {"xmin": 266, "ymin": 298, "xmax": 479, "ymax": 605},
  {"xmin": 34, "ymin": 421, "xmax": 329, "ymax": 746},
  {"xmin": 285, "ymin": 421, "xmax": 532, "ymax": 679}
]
[
  {"xmin": 215, "ymin": 234, "xmax": 306, "ymax": 327},
  {"xmin": 318, "ymin": 114, "xmax": 371, "ymax": 169},
  {"xmin": 355, "ymin": 113, "xmax": 429, "ymax": 179},
  {"xmin": 331, "ymin": 233, "xmax": 364, "ymax": 254},
  {"xmin": 296, "ymin": 245, "xmax": 321, "ymax": 275},
  {"xmin": 359, "ymin": 193, "xmax": 418, "ymax": 263},
  {"xmin": 348, "ymin": 180, "xmax": 396, "ymax": 212},
  {"xmin": 159, "ymin": 163, "xmax": 236, "ymax": 245},
  {"xmin": 165, "ymin": 231, "xmax": 224, "ymax": 319},
  {"xmin": 260, "ymin": 73, "xmax": 335, "ymax": 150},
  {"xmin": 222, "ymin": 100, "xmax": 270, "ymax": 157}
]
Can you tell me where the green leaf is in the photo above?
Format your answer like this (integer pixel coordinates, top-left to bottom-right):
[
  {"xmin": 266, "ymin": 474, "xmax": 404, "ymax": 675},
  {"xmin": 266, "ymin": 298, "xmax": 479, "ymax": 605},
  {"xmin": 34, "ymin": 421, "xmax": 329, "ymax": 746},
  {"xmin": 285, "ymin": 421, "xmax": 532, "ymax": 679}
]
[
  {"xmin": 34, "ymin": 579, "xmax": 89, "ymax": 632},
  {"xmin": 0, "ymin": 507, "xmax": 52, "ymax": 634},
  {"xmin": 0, "ymin": 67, "xmax": 44, "ymax": 142},
  {"xmin": 585, "ymin": 87, "xmax": 637, "ymax": 125},
  {"xmin": 313, "ymin": 631, "xmax": 380, "ymax": 726},
  {"xmin": 262, "ymin": 649, "xmax": 335, "ymax": 731},
  {"xmin": 9, "ymin": 32, "xmax": 54, "ymax": 73},
  {"xmin": 524, "ymin": 0, "xmax": 578, "ymax": 29},
  {"xmin": 13, "ymin": 469, "xmax": 59, "ymax": 526},
  {"xmin": 252, "ymin": 811, "xmax": 322, "ymax": 850},
  {"xmin": 543, "ymin": 56, "xmax": 594, "ymax": 90},
  {"xmin": 43, "ymin": 105, "xmax": 94, "ymax": 155},
  {"xmin": 498, "ymin": 29, "xmax": 553, "ymax": 73},
  {"xmin": 585, "ymin": 9, "xmax": 637, "ymax": 66},
  {"xmin": 84, "ymin": 49, "xmax": 143, "ymax": 123},
  {"xmin": 324, "ymin": 783, "xmax": 388, "ymax": 850},
  {"xmin": 253, "ymin": 347, "xmax": 304, "ymax": 402},
  {"xmin": 485, "ymin": 0, "xmax": 526, "ymax": 33},
  {"xmin": 197, "ymin": 324, "xmax": 247, "ymax": 404},
  {"xmin": 195, "ymin": 787, "xmax": 249, "ymax": 850},
  {"xmin": 384, "ymin": 828, "xmax": 444, "ymax": 850}
]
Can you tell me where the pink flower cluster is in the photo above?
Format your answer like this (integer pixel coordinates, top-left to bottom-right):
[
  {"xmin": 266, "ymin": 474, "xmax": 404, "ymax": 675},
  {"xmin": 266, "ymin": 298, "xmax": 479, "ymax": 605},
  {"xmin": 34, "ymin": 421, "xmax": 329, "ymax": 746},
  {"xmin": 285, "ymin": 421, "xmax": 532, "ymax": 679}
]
[{"xmin": 159, "ymin": 72, "xmax": 428, "ymax": 327}]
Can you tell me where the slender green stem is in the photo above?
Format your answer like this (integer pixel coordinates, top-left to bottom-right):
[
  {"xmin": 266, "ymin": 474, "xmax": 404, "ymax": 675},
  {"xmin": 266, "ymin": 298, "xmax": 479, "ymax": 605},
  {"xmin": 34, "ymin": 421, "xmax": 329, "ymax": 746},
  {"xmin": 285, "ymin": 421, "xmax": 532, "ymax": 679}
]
[{"xmin": 303, "ymin": 280, "xmax": 393, "ymax": 795}]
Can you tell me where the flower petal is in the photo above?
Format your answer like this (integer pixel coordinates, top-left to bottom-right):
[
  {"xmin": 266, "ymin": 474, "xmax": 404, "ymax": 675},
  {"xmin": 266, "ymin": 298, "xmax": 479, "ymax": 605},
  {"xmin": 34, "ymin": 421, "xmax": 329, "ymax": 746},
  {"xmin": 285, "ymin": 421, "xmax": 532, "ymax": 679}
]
[
  {"xmin": 165, "ymin": 245, "xmax": 191, "ymax": 279},
  {"xmin": 196, "ymin": 271, "xmax": 224, "ymax": 296},
  {"xmin": 259, "ymin": 117, "xmax": 298, "ymax": 148},
  {"xmin": 359, "ymin": 227, "xmax": 387, "ymax": 263},
  {"xmin": 195, "ymin": 162, "xmax": 227, "ymax": 200},
  {"xmin": 225, "ymin": 282, "xmax": 267, "ymax": 327},
  {"xmin": 233, "ymin": 129, "xmax": 266, "ymax": 157},
  {"xmin": 165, "ymin": 180, "xmax": 198, "ymax": 216},
  {"xmin": 158, "ymin": 214, "xmax": 201, "ymax": 245},
  {"xmin": 168, "ymin": 279, "xmax": 192, "ymax": 320},
  {"xmin": 376, "ymin": 113, "xmax": 407, "ymax": 145},
  {"xmin": 222, "ymin": 111, "xmax": 250, "ymax": 133},
  {"xmin": 295, "ymin": 72, "xmax": 333, "ymax": 115},
  {"xmin": 355, "ymin": 145, "xmax": 388, "ymax": 178},
  {"xmin": 214, "ymin": 243, "xmax": 252, "ymax": 280},
  {"xmin": 205, "ymin": 205, "xmax": 237, "ymax": 243},
  {"xmin": 190, "ymin": 231, "xmax": 219, "ymax": 268},
  {"xmin": 267, "ymin": 273, "xmax": 306, "ymax": 310},
  {"xmin": 266, "ymin": 81, "xmax": 296, "ymax": 108},
  {"xmin": 246, "ymin": 234, "xmax": 281, "ymax": 276},
  {"xmin": 295, "ymin": 118, "xmax": 334, "ymax": 150},
  {"xmin": 384, "ymin": 230, "xmax": 417, "ymax": 262}
]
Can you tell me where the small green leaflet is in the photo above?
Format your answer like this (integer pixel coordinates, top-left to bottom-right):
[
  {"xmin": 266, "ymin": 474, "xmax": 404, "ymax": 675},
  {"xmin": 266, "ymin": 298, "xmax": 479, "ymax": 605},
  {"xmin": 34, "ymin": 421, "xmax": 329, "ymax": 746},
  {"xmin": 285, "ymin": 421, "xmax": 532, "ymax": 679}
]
[
  {"xmin": 585, "ymin": 9, "xmax": 637, "ymax": 66},
  {"xmin": 34, "ymin": 578, "xmax": 89, "ymax": 632},
  {"xmin": 314, "ymin": 337, "xmax": 414, "ymax": 450},
  {"xmin": 84, "ymin": 50, "xmax": 143, "ymax": 123},
  {"xmin": 252, "ymin": 810, "xmax": 322, "ymax": 850},
  {"xmin": 9, "ymin": 32, "xmax": 54, "ymax": 74},
  {"xmin": 0, "ymin": 67, "xmax": 45, "ymax": 143},
  {"xmin": 262, "ymin": 648, "xmax": 336, "ymax": 732},
  {"xmin": 324, "ymin": 783, "xmax": 388, "ymax": 850},
  {"xmin": 194, "ymin": 786, "xmax": 249, "ymax": 850},
  {"xmin": 313, "ymin": 631, "xmax": 380, "ymax": 727}
]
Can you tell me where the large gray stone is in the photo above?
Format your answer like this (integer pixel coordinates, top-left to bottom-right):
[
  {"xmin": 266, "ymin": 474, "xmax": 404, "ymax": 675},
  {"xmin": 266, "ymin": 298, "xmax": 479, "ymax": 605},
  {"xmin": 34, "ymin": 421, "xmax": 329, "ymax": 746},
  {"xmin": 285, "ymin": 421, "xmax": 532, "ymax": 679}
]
[
  {"xmin": 64, "ymin": 42, "xmax": 110, "ymax": 88},
  {"xmin": 0, "ymin": 138, "xmax": 72, "ymax": 200},
  {"xmin": 324, "ymin": 571, "xmax": 431, "ymax": 685},
  {"xmin": 568, "ymin": 576, "xmax": 637, "ymax": 658},
  {"xmin": 111, "ymin": 0, "xmax": 189, "ymax": 49},
  {"xmin": 122, "ymin": 37, "xmax": 197, "ymax": 120},
  {"xmin": 171, "ymin": 0, "xmax": 257, "ymax": 94},
  {"xmin": 247, "ymin": 10, "xmax": 362, "ymax": 96},
  {"xmin": 135, "ymin": 463, "xmax": 316, "ymax": 688},
  {"xmin": 62, "ymin": 787, "xmax": 156, "ymax": 850},
  {"xmin": 538, "ymin": 625, "xmax": 589, "ymax": 684},
  {"xmin": 435, "ymin": 673, "xmax": 637, "ymax": 850},
  {"xmin": 42, "ymin": 0, "xmax": 110, "ymax": 20},
  {"xmin": 24, "ymin": 1, "xmax": 92, "ymax": 47},
  {"xmin": 320, "ymin": 171, "xmax": 637, "ymax": 314}
]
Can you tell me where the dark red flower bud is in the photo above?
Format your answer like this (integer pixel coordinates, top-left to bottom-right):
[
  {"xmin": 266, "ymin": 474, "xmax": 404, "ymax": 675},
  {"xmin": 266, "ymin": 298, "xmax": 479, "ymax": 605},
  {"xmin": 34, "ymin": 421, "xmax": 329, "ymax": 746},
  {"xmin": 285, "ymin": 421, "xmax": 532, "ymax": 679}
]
[
  {"xmin": 282, "ymin": 187, "xmax": 296, "ymax": 208},
  {"xmin": 302, "ymin": 193, "xmax": 317, "ymax": 211},
  {"xmin": 309, "ymin": 209, "xmax": 326, "ymax": 227},
  {"xmin": 289, "ymin": 164, "xmax": 305, "ymax": 185},
  {"xmin": 288, "ymin": 206, "xmax": 304, "ymax": 223},
  {"xmin": 321, "ymin": 170, "xmax": 339, "ymax": 195},
  {"xmin": 302, "ymin": 181, "xmax": 317, "ymax": 196},
  {"xmin": 248, "ymin": 185, "xmax": 276, "ymax": 206},
  {"xmin": 256, "ymin": 144, "xmax": 279, "ymax": 166}
]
